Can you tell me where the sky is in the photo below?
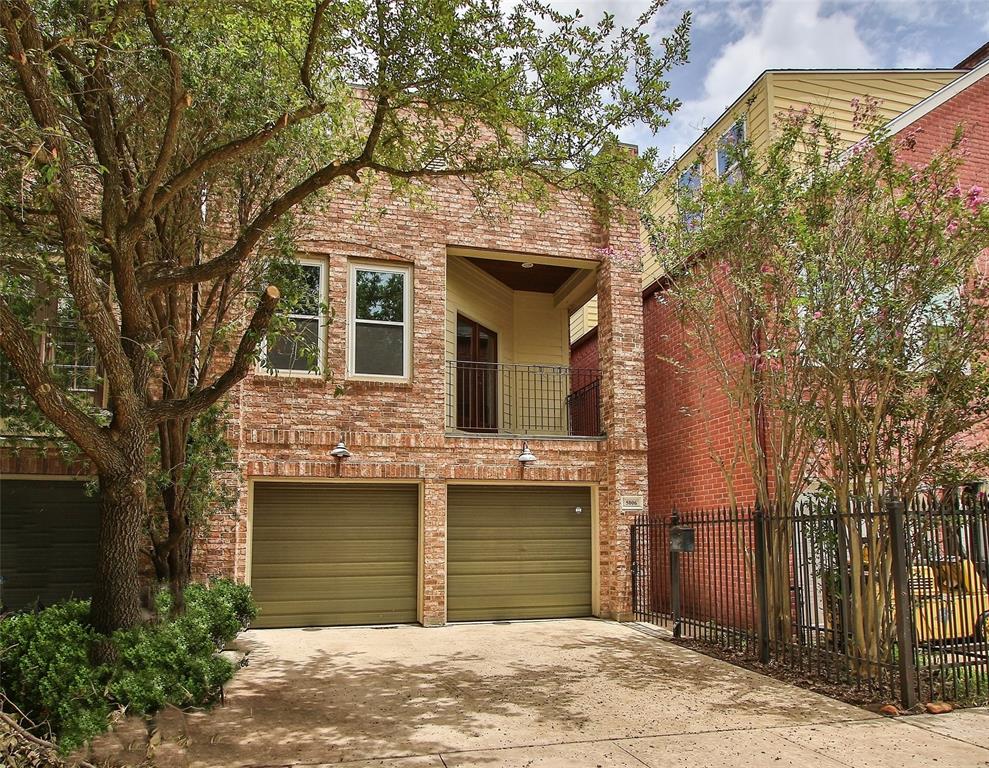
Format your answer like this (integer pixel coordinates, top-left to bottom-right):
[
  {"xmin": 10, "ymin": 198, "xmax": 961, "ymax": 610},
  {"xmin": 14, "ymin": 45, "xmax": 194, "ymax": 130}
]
[{"xmin": 549, "ymin": 0, "xmax": 989, "ymax": 163}]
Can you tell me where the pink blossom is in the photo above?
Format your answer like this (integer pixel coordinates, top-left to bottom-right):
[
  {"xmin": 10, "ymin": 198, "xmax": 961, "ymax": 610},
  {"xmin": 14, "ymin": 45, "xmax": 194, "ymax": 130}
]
[
  {"xmin": 932, "ymin": 256, "xmax": 942, "ymax": 266},
  {"xmin": 944, "ymin": 221, "xmax": 959, "ymax": 236},
  {"xmin": 812, "ymin": 311, "xmax": 823, "ymax": 320},
  {"xmin": 966, "ymin": 185, "xmax": 985, "ymax": 212},
  {"xmin": 947, "ymin": 185, "xmax": 962, "ymax": 200}
]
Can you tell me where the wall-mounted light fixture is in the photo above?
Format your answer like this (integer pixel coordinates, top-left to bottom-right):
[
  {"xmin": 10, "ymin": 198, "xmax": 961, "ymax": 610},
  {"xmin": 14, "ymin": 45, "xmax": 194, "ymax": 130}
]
[
  {"xmin": 517, "ymin": 441, "xmax": 537, "ymax": 466},
  {"xmin": 330, "ymin": 441, "xmax": 352, "ymax": 459},
  {"xmin": 520, "ymin": 262, "xmax": 534, "ymax": 269}
]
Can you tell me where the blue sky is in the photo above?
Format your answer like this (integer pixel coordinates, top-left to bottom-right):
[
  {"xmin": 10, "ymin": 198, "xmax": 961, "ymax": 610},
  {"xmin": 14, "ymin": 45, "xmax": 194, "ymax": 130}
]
[{"xmin": 554, "ymin": 0, "xmax": 989, "ymax": 162}]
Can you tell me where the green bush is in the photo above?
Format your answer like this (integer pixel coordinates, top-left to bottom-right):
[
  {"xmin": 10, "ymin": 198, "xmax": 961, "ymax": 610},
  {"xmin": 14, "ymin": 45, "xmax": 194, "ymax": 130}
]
[{"xmin": 0, "ymin": 579, "xmax": 256, "ymax": 753}]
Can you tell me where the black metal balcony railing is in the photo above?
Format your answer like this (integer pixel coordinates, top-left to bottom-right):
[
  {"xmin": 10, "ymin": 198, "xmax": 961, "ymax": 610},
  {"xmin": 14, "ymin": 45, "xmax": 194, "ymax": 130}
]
[{"xmin": 445, "ymin": 360, "xmax": 602, "ymax": 437}]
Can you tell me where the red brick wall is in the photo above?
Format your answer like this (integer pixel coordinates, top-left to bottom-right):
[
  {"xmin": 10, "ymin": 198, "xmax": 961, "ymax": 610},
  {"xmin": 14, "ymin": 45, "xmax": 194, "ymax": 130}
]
[
  {"xmin": 897, "ymin": 72, "xmax": 989, "ymax": 479},
  {"xmin": 569, "ymin": 327, "xmax": 599, "ymax": 371},
  {"xmin": 219, "ymin": 178, "xmax": 649, "ymax": 624},
  {"xmin": 643, "ymin": 289, "xmax": 759, "ymax": 515},
  {"xmin": 1, "ymin": 176, "xmax": 650, "ymax": 626}
]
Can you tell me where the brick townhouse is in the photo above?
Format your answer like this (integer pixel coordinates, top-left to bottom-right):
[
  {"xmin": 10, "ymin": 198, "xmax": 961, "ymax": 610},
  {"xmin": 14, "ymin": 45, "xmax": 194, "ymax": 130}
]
[
  {"xmin": 573, "ymin": 55, "xmax": 988, "ymax": 515},
  {"xmin": 1, "ymin": 173, "xmax": 650, "ymax": 628}
]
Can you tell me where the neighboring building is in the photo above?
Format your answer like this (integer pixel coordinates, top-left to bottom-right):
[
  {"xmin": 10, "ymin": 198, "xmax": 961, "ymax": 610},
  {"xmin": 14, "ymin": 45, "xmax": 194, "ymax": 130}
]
[
  {"xmin": 572, "ymin": 64, "xmax": 977, "ymax": 513},
  {"xmin": 1, "ymin": 176, "xmax": 649, "ymax": 628}
]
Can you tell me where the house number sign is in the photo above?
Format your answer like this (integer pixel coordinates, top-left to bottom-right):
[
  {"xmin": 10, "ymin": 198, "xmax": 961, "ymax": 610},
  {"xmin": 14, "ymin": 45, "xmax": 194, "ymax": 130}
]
[{"xmin": 620, "ymin": 495, "xmax": 644, "ymax": 512}]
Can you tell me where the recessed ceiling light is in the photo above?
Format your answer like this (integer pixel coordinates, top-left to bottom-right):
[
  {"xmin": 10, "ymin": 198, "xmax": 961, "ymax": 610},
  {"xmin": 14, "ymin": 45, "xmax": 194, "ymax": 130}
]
[{"xmin": 521, "ymin": 262, "xmax": 534, "ymax": 269}]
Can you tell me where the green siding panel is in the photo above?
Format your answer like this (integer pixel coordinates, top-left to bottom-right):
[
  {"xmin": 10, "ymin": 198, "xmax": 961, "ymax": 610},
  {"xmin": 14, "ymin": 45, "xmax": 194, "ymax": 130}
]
[
  {"xmin": 447, "ymin": 486, "xmax": 592, "ymax": 621},
  {"xmin": 0, "ymin": 479, "xmax": 99, "ymax": 610},
  {"xmin": 251, "ymin": 483, "xmax": 418, "ymax": 628}
]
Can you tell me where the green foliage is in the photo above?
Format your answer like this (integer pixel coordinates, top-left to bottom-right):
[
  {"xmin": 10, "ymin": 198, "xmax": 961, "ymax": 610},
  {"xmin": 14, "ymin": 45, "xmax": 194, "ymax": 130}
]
[
  {"xmin": 148, "ymin": 403, "xmax": 238, "ymax": 535},
  {"xmin": 655, "ymin": 102, "xmax": 989, "ymax": 506},
  {"xmin": 0, "ymin": 580, "xmax": 256, "ymax": 753},
  {"xmin": 0, "ymin": 600, "xmax": 109, "ymax": 752}
]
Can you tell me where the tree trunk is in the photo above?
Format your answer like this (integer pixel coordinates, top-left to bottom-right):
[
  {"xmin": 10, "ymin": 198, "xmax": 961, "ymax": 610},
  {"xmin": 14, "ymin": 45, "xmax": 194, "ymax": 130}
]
[
  {"xmin": 167, "ymin": 521, "xmax": 191, "ymax": 616},
  {"xmin": 89, "ymin": 465, "xmax": 148, "ymax": 634}
]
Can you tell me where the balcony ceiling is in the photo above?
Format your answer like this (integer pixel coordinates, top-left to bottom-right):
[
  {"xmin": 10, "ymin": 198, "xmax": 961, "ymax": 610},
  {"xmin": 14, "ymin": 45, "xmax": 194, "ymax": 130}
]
[{"xmin": 467, "ymin": 256, "xmax": 577, "ymax": 293}]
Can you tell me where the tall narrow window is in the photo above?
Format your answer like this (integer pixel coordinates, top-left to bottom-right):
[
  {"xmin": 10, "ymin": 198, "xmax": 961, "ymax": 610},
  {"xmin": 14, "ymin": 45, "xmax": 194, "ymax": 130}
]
[
  {"xmin": 716, "ymin": 119, "xmax": 746, "ymax": 181},
  {"xmin": 348, "ymin": 263, "xmax": 411, "ymax": 379},
  {"xmin": 677, "ymin": 163, "xmax": 703, "ymax": 231},
  {"xmin": 263, "ymin": 259, "xmax": 325, "ymax": 374}
]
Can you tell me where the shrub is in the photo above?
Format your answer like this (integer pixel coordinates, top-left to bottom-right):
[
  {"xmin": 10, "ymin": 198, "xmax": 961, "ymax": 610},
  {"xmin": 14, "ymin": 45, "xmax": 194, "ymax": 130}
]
[
  {"xmin": 0, "ymin": 600, "xmax": 110, "ymax": 752},
  {"xmin": 0, "ymin": 579, "xmax": 256, "ymax": 753}
]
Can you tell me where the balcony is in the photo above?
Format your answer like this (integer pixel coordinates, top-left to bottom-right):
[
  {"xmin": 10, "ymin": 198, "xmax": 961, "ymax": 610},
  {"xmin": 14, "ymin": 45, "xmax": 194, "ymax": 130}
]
[{"xmin": 445, "ymin": 361, "xmax": 602, "ymax": 438}]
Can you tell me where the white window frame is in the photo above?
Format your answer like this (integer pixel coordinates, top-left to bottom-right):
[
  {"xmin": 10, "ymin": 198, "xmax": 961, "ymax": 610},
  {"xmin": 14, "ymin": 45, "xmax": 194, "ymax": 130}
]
[
  {"xmin": 347, "ymin": 261, "xmax": 412, "ymax": 382},
  {"xmin": 259, "ymin": 257, "xmax": 327, "ymax": 376},
  {"xmin": 716, "ymin": 118, "xmax": 746, "ymax": 178}
]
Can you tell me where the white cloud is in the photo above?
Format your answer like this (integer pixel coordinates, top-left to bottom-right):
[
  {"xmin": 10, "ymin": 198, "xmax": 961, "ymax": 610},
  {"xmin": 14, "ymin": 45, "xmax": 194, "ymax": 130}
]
[{"xmin": 661, "ymin": 0, "xmax": 875, "ymax": 157}]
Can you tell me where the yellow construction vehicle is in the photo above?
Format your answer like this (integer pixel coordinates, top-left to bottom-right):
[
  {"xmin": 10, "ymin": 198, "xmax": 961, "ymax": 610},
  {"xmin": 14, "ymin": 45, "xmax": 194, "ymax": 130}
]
[{"xmin": 909, "ymin": 559, "xmax": 989, "ymax": 644}]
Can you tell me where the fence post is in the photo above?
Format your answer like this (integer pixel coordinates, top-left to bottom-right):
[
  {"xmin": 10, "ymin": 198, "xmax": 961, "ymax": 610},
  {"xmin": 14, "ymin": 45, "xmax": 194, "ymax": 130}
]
[
  {"xmin": 754, "ymin": 503, "xmax": 771, "ymax": 664},
  {"xmin": 631, "ymin": 520, "xmax": 639, "ymax": 620},
  {"xmin": 888, "ymin": 495, "xmax": 918, "ymax": 710},
  {"xmin": 670, "ymin": 510, "xmax": 682, "ymax": 638}
]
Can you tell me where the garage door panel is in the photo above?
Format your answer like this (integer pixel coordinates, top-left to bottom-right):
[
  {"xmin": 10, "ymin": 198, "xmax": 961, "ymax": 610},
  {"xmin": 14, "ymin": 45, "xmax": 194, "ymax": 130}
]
[
  {"xmin": 449, "ymin": 559, "xmax": 591, "ymax": 576},
  {"xmin": 447, "ymin": 486, "xmax": 592, "ymax": 622},
  {"xmin": 252, "ymin": 539, "xmax": 416, "ymax": 564},
  {"xmin": 251, "ymin": 574, "xmax": 416, "ymax": 597},
  {"xmin": 251, "ymin": 483, "xmax": 418, "ymax": 628},
  {"xmin": 251, "ymin": 561, "xmax": 416, "ymax": 578},
  {"xmin": 1, "ymin": 480, "xmax": 99, "ymax": 610}
]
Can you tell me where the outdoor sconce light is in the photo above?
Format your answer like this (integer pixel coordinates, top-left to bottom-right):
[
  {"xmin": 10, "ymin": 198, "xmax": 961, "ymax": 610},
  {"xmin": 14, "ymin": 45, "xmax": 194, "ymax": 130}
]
[
  {"xmin": 517, "ymin": 441, "xmax": 537, "ymax": 465},
  {"xmin": 330, "ymin": 441, "xmax": 352, "ymax": 460}
]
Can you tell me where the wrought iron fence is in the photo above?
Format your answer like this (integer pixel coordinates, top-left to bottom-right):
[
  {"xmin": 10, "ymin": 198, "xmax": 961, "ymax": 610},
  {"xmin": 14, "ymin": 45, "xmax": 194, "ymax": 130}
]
[
  {"xmin": 445, "ymin": 360, "xmax": 602, "ymax": 437},
  {"xmin": 631, "ymin": 494, "xmax": 989, "ymax": 707}
]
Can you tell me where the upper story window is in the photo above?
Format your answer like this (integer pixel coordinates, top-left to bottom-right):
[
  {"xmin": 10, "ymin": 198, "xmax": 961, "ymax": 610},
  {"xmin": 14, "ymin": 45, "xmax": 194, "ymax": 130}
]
[
  {"xmin": 348, "ymin": 262, "xmax": 411, "ymax": 380},
  {"xmin": 677, "ymin": 163, "xmax": 703, "ymax": 231},
  {"xmin": 47, "ymin": 298, "xmax": 99, "ymax": 396},
  {"xmin": 716, "ymin": 119, "xmax": 746, "ymax": 182},
  {"xmin": 263, "ymin": 259, "xmax": 326, "ymax": 374}
]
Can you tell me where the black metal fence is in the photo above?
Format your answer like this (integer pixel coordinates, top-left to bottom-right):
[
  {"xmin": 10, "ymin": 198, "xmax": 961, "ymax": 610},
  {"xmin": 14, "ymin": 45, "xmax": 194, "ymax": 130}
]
[
  {"xmin": 631, "ymin": 494, "xmax": 989, "ymax": 707},
  {"xmin": 445, "ymin": 361, "xmax": 601, "ymax": 437}
]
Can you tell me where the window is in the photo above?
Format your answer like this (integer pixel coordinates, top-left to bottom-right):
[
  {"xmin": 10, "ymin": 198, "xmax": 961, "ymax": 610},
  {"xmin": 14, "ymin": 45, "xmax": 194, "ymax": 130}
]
[
  {"xmin": 47, "ymin": 298, "xmax": 99, "ymax": 396},
  {"xmin": 348, "ymin": 262, "xmax": 411, "ymax": 379},
  {"xmin": 677, "ymin": 163, "xmax": 703, "ymax": 231},
  {"xmin": 716, "ymin": 119, "xmax": 746, "ymax": 181},
  {"xmin": 263, "ymin": 259, "xmax": 326, "ymax": 374}
]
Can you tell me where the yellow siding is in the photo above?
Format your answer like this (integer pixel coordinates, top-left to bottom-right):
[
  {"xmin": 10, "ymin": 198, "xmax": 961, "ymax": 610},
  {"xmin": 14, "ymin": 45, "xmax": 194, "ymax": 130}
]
[
  {"xmin": 768, "ymin": 71, "xmax": 961, "ymax": 148},
  {"xmin": 514, "ymin": 291, "xmax": 569, "ymax": 365},
  {"xmin": 445, "ymin": 257, "xmax": 569, "ymax": 366},
  {"xmin": 643, "ymin": 69, "xmax": 963, "ymax": 291},
  {"xmin": 644, "ymin": 77, "xmax": 772, "ymax": 288},
  {"xmin": 446, "ymin": 256, "xmax": 515, "ymax": 364},
  {"xmin": 569, "ymin": 296, "xmax": 598, "ymax": 344}
]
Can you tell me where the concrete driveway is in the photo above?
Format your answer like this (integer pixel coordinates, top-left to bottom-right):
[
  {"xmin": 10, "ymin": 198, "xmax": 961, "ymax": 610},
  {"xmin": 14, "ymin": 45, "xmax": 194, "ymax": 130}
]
[{"xmin": 88, "ymin": 619, "xmax": 989, "ymax": 767}]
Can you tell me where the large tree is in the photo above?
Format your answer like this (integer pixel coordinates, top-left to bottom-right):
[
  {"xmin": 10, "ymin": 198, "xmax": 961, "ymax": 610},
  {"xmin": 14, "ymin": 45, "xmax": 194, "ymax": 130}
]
[{"xmin": 0, "ymin": 0, "xmax": 689, "ymax": 633}]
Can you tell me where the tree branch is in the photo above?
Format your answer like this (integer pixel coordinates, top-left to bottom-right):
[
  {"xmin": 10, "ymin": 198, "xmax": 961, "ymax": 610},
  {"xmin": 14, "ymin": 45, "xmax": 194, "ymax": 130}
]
[
  {"xmin": 131, "ymin": 0, "xmax": 188, "ymax": 227},
  {"xmin": 147, "ymin": 285, "xmax": 279, "ymax": 424},
  {"xmin": 301, "ymin": 1, "xmax": 331, "ymax": 100},
  {"xmin": 149, "ymin": 103, "xmax": 327, "ymax": 224},
  {"xmin": 0, "ymin": 298, "xmax": 114, "ymax": 463}
]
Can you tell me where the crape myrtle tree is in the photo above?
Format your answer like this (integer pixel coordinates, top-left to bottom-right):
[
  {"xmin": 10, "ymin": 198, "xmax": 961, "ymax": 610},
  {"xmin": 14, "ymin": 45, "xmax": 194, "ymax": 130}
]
[
  {"xmin": 656, "ymin": 103, "xmax": 989, "ymax": 673},
  {"xmin": 0, "ymin": 0, "xmax": 690, "ymax": 633}
]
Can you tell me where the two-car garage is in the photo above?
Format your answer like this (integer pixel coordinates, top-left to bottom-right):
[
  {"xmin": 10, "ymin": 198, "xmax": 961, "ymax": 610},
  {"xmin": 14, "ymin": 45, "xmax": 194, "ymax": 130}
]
[{"xmin": 249, "ymin": 482, "xmax": 594, "ymax": 628}]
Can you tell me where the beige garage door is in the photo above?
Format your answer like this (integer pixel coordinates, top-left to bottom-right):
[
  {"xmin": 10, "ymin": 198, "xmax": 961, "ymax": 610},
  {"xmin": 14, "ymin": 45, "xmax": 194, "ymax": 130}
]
[
  {"xmin": 251, "ymin": 483, "xmax": 418, "ymax": 628},
  {"xmin": 447, "ymin": 485, "xmax": 592, "ymax": 621}
]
